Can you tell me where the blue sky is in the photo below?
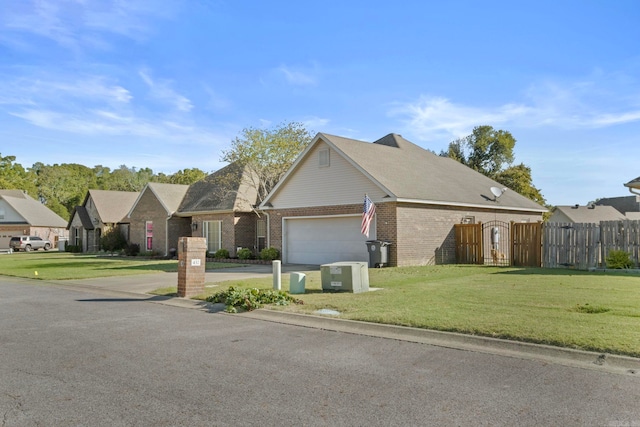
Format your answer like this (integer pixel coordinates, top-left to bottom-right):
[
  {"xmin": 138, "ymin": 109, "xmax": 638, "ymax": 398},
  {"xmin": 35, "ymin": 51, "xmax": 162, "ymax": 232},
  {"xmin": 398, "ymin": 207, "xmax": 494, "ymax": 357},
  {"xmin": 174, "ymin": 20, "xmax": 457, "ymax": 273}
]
[{"xmin": 1, "ymin": 0, "xmax": 639, "ymax": 206}]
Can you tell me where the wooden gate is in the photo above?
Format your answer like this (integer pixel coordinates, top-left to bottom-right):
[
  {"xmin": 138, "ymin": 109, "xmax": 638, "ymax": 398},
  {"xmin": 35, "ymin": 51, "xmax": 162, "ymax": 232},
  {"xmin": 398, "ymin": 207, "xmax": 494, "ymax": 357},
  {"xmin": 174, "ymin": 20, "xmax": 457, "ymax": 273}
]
[
  {"xmin": 455, "ymin": 221, "xmax": 542, "ymax": 266},
  {"xmin": 455, "ymin": 223, "xmax": 483, "ymax": 264},
  {"xmin": 511, "ymin": 221, "xmax": 542, "ymax": 267}
]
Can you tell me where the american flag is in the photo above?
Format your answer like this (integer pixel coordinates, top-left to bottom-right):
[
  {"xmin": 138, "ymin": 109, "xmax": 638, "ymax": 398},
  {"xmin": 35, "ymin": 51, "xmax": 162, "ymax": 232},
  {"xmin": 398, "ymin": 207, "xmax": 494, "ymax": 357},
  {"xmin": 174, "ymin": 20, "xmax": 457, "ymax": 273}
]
[{"xmin": 361, "ymin": 194, "xmax": 376, "ymax": 237}]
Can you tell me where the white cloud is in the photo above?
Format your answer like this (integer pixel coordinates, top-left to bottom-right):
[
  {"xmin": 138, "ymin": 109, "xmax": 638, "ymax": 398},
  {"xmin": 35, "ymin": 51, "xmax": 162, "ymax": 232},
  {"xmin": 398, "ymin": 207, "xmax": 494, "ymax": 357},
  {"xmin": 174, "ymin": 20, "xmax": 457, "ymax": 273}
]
[
  {"xmin": 0, "ymin": 0, "xmax": 180, "ymax": 51},
  {"xmin": 390, "ymin": 96, "xmax": 530, "ymax": 141},
  {"xmin": 391, "ymin": 76, "xmax": 640, "ymax": 142},
  {"xmin": 139, "ymin": 70, "xmax": 193, "ymax": 112},
  {"xmin": 277, "ymin": 64, "xmax": 318, "ymax": 86},
  {"xmin": 301, "ymin": 116, "xmax": 330, "ymax": 131}
]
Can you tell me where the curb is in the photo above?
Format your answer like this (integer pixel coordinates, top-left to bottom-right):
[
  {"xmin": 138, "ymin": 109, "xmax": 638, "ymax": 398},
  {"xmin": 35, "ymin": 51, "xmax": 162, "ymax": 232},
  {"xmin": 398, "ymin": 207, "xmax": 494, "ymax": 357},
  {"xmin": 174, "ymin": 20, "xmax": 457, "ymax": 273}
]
[
  {"xmin": 238, "ymin": 309, "xmax": 640, "ymax": 376},
  {"xmin": 16, "ymin": 276, "xmax": 640, "ymax": 376}
]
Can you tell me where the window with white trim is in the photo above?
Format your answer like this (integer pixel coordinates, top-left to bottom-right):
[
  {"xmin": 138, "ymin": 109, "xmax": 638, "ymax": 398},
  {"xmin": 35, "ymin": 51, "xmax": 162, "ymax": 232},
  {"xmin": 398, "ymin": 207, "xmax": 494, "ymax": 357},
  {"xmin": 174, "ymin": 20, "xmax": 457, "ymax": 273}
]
[
  {"xmin": 203, "ymin": 220, "xmax": 222, "ymax": 252},
  {"xmin": 319, "ymin": 148, "xmax": 330, "ymax": 167}
]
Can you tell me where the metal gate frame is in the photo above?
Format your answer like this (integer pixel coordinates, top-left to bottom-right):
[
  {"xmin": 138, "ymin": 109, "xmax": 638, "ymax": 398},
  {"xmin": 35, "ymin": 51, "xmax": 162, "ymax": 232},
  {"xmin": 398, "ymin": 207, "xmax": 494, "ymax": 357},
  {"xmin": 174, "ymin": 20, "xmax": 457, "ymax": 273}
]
[{"xmin": 482, "ymin": 220, "xmax": 510, "ymax": 266}]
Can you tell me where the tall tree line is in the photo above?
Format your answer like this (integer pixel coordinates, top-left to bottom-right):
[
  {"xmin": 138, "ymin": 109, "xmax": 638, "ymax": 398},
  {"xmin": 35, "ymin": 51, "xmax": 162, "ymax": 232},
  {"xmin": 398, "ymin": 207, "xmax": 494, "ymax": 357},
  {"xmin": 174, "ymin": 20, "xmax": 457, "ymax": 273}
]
[{"xmin": 0, "ymin": 154, "xmax": 207, "ymax": 220}]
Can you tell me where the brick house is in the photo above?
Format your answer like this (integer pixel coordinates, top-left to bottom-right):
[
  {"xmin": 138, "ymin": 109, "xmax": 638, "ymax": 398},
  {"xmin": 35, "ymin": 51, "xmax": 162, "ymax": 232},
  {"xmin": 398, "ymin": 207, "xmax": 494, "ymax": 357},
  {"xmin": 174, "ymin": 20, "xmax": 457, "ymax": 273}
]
[
  {"xmin": 127, "ymin": 183, "xmax": 190, "ymax": 256},
  {"xmin": 259, "ymin": 133, "xmax": 546, "ymax": 266},
  {"xmin": 67, "ymin": 190, "xmax": 139, "ymax": 252},
  {"xmin": 0, "ymin": 189, "xmax": 68, "ymax": 249},
  {"xmin": 176, "ymin": 162, "xmax": 262, "ymax": 257}
]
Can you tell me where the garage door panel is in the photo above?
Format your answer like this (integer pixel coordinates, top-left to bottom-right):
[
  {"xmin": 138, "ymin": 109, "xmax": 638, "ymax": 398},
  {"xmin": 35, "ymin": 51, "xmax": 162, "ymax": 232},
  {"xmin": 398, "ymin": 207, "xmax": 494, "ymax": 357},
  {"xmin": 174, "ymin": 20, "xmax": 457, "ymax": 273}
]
[{"xmin": 285, "ymin": 216, "xmax": 372, "ymax": 265}]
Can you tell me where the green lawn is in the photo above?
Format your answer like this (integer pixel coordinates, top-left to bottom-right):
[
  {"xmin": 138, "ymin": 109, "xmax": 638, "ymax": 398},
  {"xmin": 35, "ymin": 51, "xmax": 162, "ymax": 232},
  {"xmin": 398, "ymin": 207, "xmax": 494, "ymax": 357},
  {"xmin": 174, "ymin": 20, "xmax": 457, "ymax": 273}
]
[
  {"xmin": 0, "ymin": 251, "xmax": 243, "ymax": 280},
  {"xmin": 193, "ymin": 265, "xmax": 640, "ymax": 357}
]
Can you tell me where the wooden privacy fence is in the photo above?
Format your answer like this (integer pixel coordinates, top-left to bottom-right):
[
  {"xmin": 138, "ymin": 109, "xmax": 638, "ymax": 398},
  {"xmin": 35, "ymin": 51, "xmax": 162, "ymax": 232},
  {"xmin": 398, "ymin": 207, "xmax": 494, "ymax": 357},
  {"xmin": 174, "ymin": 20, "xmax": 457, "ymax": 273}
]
[
  {"xmin": 542, "ymin": 223, "xmax": 600, "ymax": 269},
  {"xmin": 455, "ymin": 220, "xmax": 640, "ymax": 269},
  {"xmin": 541, "ymin": 220, "xmax": 640, "ymax": 269}
]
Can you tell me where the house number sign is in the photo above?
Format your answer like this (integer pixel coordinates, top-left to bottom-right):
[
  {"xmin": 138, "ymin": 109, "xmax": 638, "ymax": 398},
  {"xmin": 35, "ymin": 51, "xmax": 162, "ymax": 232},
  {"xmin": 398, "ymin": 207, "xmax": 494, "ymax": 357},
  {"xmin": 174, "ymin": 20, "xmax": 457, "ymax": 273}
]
[{"xmin": 191, "ymin": 259, "xmax": 201, "ymax": 267}]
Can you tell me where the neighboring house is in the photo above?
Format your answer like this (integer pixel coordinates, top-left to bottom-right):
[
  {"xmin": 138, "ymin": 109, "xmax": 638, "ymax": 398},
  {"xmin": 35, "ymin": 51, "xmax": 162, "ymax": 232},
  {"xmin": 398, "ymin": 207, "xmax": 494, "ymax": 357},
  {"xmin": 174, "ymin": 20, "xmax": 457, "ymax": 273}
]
[
  {"xmin": 259, "ymin": 133, "xmax": 546, "ymax": 266},
  {"xmin": 127, "ymin": 183, "xmax": 190, "ymax": 256},
  {"xmin": 67, "ymin": 190, "xmax": 139, "ymax": 252},
  {"xmin": 0, "ymin": 189, "xmax": 68, "ymax": 249},
  {"xmin": 624, "ymin": 176, "xmax": 640, "ymax": 196},
  {"xmin": 595, "ymin": 195, "xmax": 640, "ymax": 215},
  {"xmin": 176, "ymin": 162, "xmax": 262, "ymax": 257},
  {"xmin": 547, "ymin": 204, "xmax": 625, "ymax": 223}
]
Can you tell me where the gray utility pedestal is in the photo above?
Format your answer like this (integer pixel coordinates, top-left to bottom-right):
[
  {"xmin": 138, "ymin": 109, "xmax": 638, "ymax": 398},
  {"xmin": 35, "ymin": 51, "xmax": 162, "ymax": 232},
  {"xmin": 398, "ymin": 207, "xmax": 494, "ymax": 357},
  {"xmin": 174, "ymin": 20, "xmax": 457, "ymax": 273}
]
[
  {"xmin": 366, "ymin": 240, "xmax": 390, "ymax": 267},
  {"xmin": 320, "ymin": 262, "xmax": 369, "ymax": 293}
]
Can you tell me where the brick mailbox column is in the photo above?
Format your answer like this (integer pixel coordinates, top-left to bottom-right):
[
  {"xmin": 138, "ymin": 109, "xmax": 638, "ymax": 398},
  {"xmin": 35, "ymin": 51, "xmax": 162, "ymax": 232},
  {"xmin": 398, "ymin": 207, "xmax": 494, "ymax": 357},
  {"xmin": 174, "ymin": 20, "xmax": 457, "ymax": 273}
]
[{"xmin": 177, "ymin": 237, "xmax": 206, "ymax": 298}]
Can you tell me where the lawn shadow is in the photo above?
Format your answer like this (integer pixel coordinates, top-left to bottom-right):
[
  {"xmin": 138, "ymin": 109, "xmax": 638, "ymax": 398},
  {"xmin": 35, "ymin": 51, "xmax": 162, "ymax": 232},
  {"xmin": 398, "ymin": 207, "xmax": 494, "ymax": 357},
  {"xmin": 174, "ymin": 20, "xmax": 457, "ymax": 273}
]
[{"xmin": 494, "ymin": 267, "xmax": 640, "ymax": 277}]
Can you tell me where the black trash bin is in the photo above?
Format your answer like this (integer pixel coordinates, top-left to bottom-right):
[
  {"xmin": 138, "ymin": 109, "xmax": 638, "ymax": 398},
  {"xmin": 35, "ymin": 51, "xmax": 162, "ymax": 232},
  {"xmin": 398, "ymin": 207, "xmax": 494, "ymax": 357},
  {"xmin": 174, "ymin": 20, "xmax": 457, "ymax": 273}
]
[{"xmin": 365, "ymin": 240, "xmax": 390, "ymax": 268}]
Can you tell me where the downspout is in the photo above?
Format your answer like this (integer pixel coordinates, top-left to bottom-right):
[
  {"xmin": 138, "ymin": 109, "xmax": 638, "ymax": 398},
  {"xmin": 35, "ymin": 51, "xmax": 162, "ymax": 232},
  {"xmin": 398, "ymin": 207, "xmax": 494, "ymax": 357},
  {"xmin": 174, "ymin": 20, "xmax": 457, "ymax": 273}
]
[
  {"xmin": 264, "ymin": 211, "xmax": 270, "ymax": 249},
  {"xmin": 629, "ymin": 187, "xmax": 640, "ymax": 196},
  {"xmin": 165, "ymin": 214, "xmax": 171, "ymax": 257}
]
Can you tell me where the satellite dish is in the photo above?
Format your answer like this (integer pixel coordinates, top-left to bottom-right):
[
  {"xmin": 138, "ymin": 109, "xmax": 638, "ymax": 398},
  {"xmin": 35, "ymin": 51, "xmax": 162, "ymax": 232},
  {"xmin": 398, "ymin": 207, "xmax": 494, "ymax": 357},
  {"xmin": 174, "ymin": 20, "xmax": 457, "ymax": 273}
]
[{"xmin": 490, "ymin": 187, "xmax": 507, "ymax": 200}]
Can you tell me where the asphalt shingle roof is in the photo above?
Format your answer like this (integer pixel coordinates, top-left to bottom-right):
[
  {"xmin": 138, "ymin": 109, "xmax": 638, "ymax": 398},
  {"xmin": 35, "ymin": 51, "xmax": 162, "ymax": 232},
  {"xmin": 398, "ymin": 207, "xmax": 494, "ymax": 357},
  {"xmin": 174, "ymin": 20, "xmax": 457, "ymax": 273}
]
[
  {"xmin": 145, "ymin": 183, "xmax": 189, "ymax": 214},
  {"xmin": 1, "ymin": 195, "xmax": 68, "ymax": 227},
  {"xmin": 178, "ymin": 163, "xmax": 258, "ymax": 214},
  {"xmin": 88, "ymin": 190, "xmax": 139, "ymax": 223},
  {"xmin": 317, "ymin": 133, "xmax": 546, "ymax": 212},
  {"xmin": 552, "ymin": 205, "xmax": 625, "ymax": 223},
  {"xmin": 624, "ymin": 176, "xmax": 640, "ymax": 189}
]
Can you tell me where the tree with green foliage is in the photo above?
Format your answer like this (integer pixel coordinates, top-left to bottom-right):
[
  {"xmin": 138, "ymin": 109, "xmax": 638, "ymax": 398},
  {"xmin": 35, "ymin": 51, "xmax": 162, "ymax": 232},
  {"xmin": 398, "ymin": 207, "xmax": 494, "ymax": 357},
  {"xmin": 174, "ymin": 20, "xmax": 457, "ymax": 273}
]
[
  {"xmin": 442, "ymin": 125, "xmax": 515, "ymax": 178},
  {"xmin": 441, "ymin": 125, "xmax": 545, "ymax": 205},
  {"xmin": 33, "ymin": 163, "xmax": 98, "ymax": 219},
  {"xmin": 166, "ymin": 168, "xmax": 207, "ymax": 185},
  {"xmin": 0, "ymin": 154, "xmax": 37, "ymax": 196},
  {"xmin": 221, "ymin": 122, "xmax": 313, "ymax": 203}
]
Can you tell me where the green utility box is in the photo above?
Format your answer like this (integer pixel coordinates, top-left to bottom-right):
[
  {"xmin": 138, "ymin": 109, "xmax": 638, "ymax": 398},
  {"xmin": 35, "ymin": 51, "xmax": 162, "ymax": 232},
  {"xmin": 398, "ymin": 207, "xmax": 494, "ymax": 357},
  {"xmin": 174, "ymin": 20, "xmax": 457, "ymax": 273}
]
[
  {"xmin": 320, "ymin": 262, "xmax": 369, "ymax": 293},
  {"xmin": 289, "ymin": 272, "xmax": 306, "ymax": 294}
]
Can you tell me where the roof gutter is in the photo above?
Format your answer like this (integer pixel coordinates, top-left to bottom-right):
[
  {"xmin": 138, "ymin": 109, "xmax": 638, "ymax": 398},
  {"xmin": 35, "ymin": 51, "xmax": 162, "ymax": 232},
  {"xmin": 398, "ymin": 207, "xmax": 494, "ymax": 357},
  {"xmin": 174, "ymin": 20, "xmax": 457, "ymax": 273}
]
[
  {"xmin": 175, "ymin": 209, "xmax": 236, "ymax": 217},
  {"xmin": 627, "ymin": 186, "xmax": 640, "ymax": 196},
  {"xmin": 392, "ymin": 197, "xmax": 548, "ymax": 213}
]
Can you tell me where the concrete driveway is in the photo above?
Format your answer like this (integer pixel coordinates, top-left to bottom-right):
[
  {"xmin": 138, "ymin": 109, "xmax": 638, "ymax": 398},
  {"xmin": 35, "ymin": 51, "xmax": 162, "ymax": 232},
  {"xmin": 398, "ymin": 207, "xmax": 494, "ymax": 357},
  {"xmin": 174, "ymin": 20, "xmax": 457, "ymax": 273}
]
[{"xmin": 50, "ymin": 264, "xmax": 319, "ymax": 294}]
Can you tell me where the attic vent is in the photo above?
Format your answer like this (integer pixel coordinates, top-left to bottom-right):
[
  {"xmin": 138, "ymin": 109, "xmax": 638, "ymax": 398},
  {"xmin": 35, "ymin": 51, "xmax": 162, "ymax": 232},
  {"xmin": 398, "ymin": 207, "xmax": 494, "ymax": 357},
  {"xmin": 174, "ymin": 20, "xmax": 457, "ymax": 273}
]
[{"xmin": 319, "ymin": 148, "xmax": 330, "ymax": 167}]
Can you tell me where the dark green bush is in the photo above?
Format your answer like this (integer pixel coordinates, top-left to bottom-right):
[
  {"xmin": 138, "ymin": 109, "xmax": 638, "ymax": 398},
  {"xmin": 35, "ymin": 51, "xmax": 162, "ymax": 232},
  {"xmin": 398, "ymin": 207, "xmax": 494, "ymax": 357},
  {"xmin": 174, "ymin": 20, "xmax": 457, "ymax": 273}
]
[
  {"xmin": 260, "ymin": 247, "xmax": 280, "ymax": 261},
  {"xmin": 124, "ymin": 243, "xmax": 140, "ymax": 257},
  {"xmin": 606, "ymin": 250, "xmax": 634, "ymax": 269},
  {"xmin": 100, "ymin": 227, "xmax": 127, "ymax": 253},
  {"xmin": 237, "ymin": 248, "xmax": 253, "ymax": 260},
  {"xmin": 65, "ymin": 244, "xmax": 82, "ymax": 253},
  {"xmin": 212, "ymin": 248, "xmax": 230, "ymax": 259}
]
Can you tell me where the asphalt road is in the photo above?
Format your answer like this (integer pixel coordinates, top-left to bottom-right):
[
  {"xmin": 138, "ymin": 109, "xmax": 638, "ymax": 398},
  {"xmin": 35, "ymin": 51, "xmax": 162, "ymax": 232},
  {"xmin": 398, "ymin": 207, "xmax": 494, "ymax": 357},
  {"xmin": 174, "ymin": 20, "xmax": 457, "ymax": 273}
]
[{"xmin": 1, "ymin": 277, "xmax": 639, "ymax": 426}]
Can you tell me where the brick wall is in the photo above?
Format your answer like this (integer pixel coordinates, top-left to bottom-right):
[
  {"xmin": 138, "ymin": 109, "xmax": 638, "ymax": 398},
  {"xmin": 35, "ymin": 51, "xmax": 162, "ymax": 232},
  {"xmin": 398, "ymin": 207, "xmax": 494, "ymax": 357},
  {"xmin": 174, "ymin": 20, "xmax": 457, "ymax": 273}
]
[
  {"xmin": 267, "ymin": 202, "xmax": 542, "ymax": 267},
  {"xmin": 128, "ymin": 190, "xmax": 169, "ymax": 255},
  {"xmin": 396, "ymin": 203, "xmax": 542, "ymax": 266}
]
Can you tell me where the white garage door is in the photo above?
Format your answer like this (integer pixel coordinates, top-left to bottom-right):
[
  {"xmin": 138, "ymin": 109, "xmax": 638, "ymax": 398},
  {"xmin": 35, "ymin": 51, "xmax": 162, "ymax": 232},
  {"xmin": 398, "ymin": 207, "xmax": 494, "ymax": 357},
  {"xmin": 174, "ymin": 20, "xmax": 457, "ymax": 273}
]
[{"xmin": 284, "ymin": 216, "xmax": 373, "ymax": 265}]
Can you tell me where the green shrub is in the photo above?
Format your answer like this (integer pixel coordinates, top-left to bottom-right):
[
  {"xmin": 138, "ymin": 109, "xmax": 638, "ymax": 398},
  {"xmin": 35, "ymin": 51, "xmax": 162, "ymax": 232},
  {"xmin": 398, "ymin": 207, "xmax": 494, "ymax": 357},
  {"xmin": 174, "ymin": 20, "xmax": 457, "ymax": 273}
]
[
  {"xmin": 212, "ymin": 248, "xmax": 230, "ymax": 259},
  {"xmin": 237, "ymin": 248, "xmax": 253, "ymax": 260},
  {"xmin": 124, "ymin": 243, "xmax": 140, "ymax": 257},
  {"xmin": 606, "ymin": 250, "xmax": 634, "ymax": 269},
  {"xmin": 205, "ymin": 286, "xmax": 302, "ymax": 313},
  {"xmin": 100, "ymin": 227, "xmax": 127, "ymax": 253},
  {"xmin": 65, "ymin": 243, "xmax": 82, "ymax": 253},
  {"xmin": 260, "ymin": 247, "xmax": 279, "ymax": 261}
]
